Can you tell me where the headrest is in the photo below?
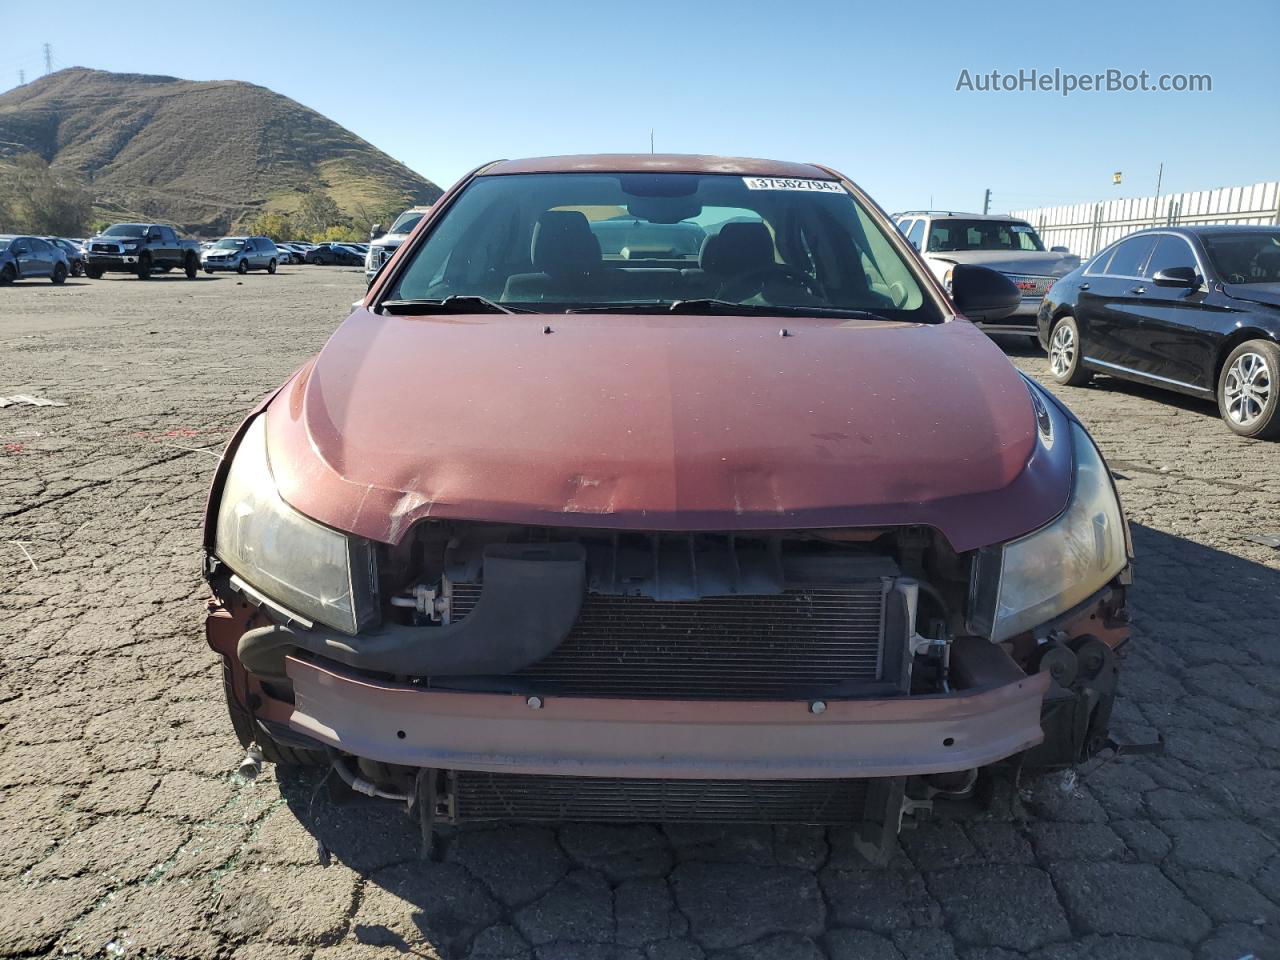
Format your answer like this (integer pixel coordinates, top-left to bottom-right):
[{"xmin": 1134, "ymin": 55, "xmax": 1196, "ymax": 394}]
[
  {"xmin": 532, "ymin": 210, "xmax": 601, "ymax": 275},
  {"xmin": 700, "ymin": 221, "xmax": 775, "ymax": 276}
]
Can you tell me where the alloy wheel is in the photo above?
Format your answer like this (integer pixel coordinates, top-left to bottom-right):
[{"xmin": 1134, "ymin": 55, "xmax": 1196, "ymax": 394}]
[
  {"xmin": 1224, "ymin": 351, "xmax": 1272, "ymax": 426},
  {"xmin": 1049, "ymin": 323, "xmax": 1075, "ymax": 377}
]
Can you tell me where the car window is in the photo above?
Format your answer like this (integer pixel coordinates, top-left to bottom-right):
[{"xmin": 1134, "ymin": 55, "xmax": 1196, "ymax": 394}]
[
  {"xmin": 387, "ymin": 172, "xmax": 929, "ymax": 315},
  {"xmin": 927, "ymin": 219, "xmax": 1045, "ymax": 253},
  {"xmin": 906, "ymin": 219, "xmax": 925, "ymax": 251},
  {"xmin": 1201, "ymin": 232, "xmax": 1280, "ymax": 284},
  {"xmin": 12, "ymin": 239, "xmax": 29, "ymax": 254},
  {"xmin": 103, "ymin": 224, "xmax": 147, "ymax": 238},
  {"xmin": 1144, "ymin": 236, "xmax": 1197, "ymax": 278},
  {"xmin": 31, "ymin": 238, "xmax": 51, "ymax": 252},
  {"xmin": 1101, "ymin": 235, "xmax": 1157, "ymax": 277},
  {"xmin": 895, "ymin": 218, "xmax": 913, "ymax": 235},
  {"xmin": 389, "ymin": 211, "xmax": 426, "ymax": 234}
]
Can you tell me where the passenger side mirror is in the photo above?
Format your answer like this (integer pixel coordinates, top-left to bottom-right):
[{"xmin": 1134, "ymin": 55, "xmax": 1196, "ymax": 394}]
[
  {"xmin": 949, "ymin": 264, "xmax": 1021, "ymax": 321},
  {"xmin": 1050, "ymin": 245, "xmax": 1070, "ymax": 253},
  {"xmin": 1151, "ymin": 266, "xmax": 1200, "ymax": 288}
]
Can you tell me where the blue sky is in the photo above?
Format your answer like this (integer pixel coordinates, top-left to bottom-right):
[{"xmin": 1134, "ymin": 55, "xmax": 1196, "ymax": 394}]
[{"xmin": 3, "ymin": 0, "xmax": 1276, "ymax": 214}]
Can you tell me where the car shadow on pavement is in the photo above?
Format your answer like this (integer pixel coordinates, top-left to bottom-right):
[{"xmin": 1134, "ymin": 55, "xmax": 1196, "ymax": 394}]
[{"xmin": 267, "ymin": 520, "xmax": 1280, "ymax": 958}]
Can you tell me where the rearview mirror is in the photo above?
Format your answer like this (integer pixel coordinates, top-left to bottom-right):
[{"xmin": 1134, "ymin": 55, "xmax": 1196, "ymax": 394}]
[
  {"xmin": 1151, "ymin": 266, "xmax": 1200, "ymax": 288},
  {"xmin": 950, "ymin": 264, "xmax": 1021, "ymax": 321}
]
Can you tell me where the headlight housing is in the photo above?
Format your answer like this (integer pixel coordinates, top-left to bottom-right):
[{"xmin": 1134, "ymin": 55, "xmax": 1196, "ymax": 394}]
[
  {"xmin": 214, "ymin": 415, "xmax": 378, "ymax": 633},
  {"xmin": 970, "ymin": 421, "xmax": 1127, "ymax": 642}
]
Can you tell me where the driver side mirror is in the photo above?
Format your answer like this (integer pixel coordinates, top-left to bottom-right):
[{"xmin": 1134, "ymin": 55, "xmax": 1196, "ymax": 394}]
[
  {"xmin": 1050, "ymin": 245, "xmax": 1070, "ymax": 254},
  {"xmin": 949, "ymin": 264, "xmax": 1021, "ymax": 321},
  {"xmin": 1151, "ymin": 266, "xmax": 1200, "ymax": 288},
  {"xmin": 370, "ymin": 223, "xmax": 384, "ymax": 240}
]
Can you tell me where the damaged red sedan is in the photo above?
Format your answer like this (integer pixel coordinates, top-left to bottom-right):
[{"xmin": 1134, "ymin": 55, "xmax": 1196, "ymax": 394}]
[{"xmin": 204, "ymin": 155, "xmax": 1132, "ymax": 858}]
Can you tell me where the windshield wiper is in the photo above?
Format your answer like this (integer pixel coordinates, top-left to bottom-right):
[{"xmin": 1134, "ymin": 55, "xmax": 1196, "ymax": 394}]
[
  {"xmin": 667, "ymin": 299, "xmax": 896, "ymax": 321},
  {"xmin": 378, "ymin": 296, "xmax": 534, "ymax": 315}
]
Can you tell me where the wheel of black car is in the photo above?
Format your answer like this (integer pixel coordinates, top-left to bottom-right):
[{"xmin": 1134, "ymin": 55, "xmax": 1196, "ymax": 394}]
[
  {"xmin": 236, "ymin": 259, "xmax": 249, "ymax": 275},
  {"xmin": 267, "ymin": 259, "xmax": 277, "ymax": 275},
  {"xmin": 184, "ymin": 253, "xmax": 198, "ymax": 279},
  {"xmin": 1217, "ymin": 339, "xmax": 1280, "ymax": 440},
  {"xmin": 1047, "ymin": 315, "xmax": 1093, "ymax": 386},
  {"xmin": 51, "ymin": 263, "xmax": 67, "ymax": 285},
  {"xmin": 204, "ymin": 267, "xmax": 214, "ymax": 275},
  {"xmin": 85, "ymin": 266, "xmax": 103, "ymax": 280},
  {"xmin": 314, "ymin": 255, "xmax": 327, "ymax": 265},
  {"xmin": 0, "ymin": 263, "xmax": 14, "ymax": 285},
  {"xmin": 136, "ymin": 254, "xmax": 152, "ymax": 280}
]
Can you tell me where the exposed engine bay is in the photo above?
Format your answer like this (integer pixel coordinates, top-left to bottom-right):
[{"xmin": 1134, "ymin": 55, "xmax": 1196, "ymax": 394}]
[{"xmin": 215, "ymin": 519, "xmax": 1129, "ymax": 861}]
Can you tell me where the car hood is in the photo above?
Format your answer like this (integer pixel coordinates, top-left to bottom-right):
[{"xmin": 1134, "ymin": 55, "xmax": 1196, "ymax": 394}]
[
  {"xmin": 928, "ymin": 250, "xmax": 1080, "ymax": 277},
  {"xmin": 1223, "ymin": 282, "xmax": 1280, "ymax": 310},
  {"xmin": 264, "ymin": 310, "xmax": 1072, "ymax": 551},
  {"xmin": 371, "ymin": 233, "xmax": 411, "ymax": 250}
]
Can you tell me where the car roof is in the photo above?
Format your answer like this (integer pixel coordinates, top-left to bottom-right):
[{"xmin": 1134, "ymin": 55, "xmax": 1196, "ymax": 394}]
[
  {"xmin": 1106, "ymin": 225, "xmax": 1280, "ymax": 242},
  {"xmin": 898, "ymin": 211, "xmax": 1030, "ymax": 222},
  {"xmin": 478, "ymin": 154, "xmax": 835, "ymax": 180}
]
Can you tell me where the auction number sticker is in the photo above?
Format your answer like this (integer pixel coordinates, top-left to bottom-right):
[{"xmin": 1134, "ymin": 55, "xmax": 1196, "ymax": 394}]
[{"xmin": 743, "ymin": 177, "xmax": 844, "ymax": 193}]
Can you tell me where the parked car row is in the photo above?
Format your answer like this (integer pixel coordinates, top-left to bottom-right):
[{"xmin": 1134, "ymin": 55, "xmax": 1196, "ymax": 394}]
[
  {"xmin": 891, "ymin": 211, "xmax": 1279, "ymax": 439},
  {"xmin": 1, "ymin": 226, "xmax": 375, "ymax": 285}
]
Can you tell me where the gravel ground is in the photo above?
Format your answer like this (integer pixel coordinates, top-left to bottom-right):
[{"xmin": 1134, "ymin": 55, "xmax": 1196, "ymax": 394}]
[{"xmin": 2, "ymin": 269, "xmax": 1279, "ymax": 960}]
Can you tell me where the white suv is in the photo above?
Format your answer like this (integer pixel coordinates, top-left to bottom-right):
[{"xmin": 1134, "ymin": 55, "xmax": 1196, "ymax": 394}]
[
  {"xmin": 893, "ymin": 212, "xmax": 1079, "ymax": 337},
  {"xmin": 366, "ymin": 206, "xmax": 433, "ymax": 283}
]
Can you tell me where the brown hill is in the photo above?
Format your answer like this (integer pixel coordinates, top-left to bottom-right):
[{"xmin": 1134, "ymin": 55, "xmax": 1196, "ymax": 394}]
[{"xmin": 0, "ymin": 67, "xmax": 442, "ymax": 235}]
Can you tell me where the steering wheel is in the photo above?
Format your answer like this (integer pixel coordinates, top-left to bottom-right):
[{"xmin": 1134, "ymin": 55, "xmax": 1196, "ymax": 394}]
[{"xmin": 717, "ymin": 264, "xmax": 822, "ymax": 303}]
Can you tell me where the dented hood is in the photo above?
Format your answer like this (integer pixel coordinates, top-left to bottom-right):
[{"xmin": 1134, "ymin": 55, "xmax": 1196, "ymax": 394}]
[{"xmin": 264, "ymin": 310, "xmax": 1072, "ymax": 551}]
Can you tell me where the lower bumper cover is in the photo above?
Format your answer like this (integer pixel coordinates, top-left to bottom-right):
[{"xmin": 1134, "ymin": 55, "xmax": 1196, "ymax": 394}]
[{"xmin": 285, "ymin": 655, "xmax": 1049, "ymax": 779}]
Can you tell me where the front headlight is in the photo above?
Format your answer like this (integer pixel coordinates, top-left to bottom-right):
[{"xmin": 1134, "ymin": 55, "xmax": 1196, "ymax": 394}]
[
  {"xmin": 972, "ymin": 421, "xmax": 1127, "ymax": 642},
  {"xmin": 215, "ymin": 416, "xmax": 378, "ymax": 633}
]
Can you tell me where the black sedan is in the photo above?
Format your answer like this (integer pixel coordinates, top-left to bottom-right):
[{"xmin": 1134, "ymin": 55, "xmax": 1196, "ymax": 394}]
[
  {"xmin": 1038, "ymin": 225, "xmax": 1280, "ymax": 439},
  {"xmin": 304, "ymin": 243, "xmax": 363, "ymax": 266}
]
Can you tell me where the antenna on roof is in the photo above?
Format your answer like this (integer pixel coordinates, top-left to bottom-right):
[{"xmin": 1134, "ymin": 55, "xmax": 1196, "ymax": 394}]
[{"xmin": 650, "ymin": 129, "xmax": 654, "ymax": 154}]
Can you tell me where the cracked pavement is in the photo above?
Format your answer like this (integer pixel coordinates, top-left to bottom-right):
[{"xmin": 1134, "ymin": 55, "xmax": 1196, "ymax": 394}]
[{"xmin": 1, "ymin": 271, "xmax": 1279, "ymax": 959}]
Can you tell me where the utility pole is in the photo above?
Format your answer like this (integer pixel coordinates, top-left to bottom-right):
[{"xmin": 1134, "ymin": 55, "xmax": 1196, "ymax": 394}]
[
  {"xmin": 43, "ymin": 43, "xmax": 52, "ymax": 74},
  {"xmin": 982, "ymin": 188, "xmax": 991, "ymax": 215},
  {"xmin": 18, "ymin": 69, "xmax": 25, "ymax": 85}
]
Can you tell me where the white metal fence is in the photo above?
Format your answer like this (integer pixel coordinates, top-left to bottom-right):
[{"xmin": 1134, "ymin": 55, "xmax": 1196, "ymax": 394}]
[{"xmin": 1008, "ymin": 181, "xmax": 1280, "ymax": 259}]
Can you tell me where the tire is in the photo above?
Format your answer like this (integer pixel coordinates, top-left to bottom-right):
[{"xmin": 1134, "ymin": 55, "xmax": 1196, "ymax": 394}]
[
  {"xmin": 204, "ymin": 268, "xmax": 214, "ymax": 275},
  {"xmin": 85, "ymin": 266, "xmax": 103, "ymax": 280},
  {"xmin": 221, "ymin": 669, "xmax": 326, "ymax": 768},
  {"xmin": 1, "ymin": 263, "xmax": 14, "ymax": 285},
  {"xmin": 136, "ymin": 255, "xmax": 152, "ymax": 280},
  {"xmin": 184, "ymin": 253, "xmax": 198, "ymax": 279},
  {"xmin": 314, "ymin": 255, "xmax": 327, "ymax": 266},
  {"xmin": 1217, "ymin": 339, "xmax": 1280, "ymax": 440},
  {"xmin": 70, "ymin": 261, "xmax": 83, "ymax": 277},
  {"xmin": 236, "ymin": 259, "xmax": 248, "ymax": 275},
  {"xmin": 51, "ymin": 263, "xmax": 67, "ymax": 285},
  {"xmin": 267, "ymin": 259, "xmax": 277, "ymax": 275},
  {"xmin": 1047, "ymin": 315, "xmax": 1093, "ymax": 386}
]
